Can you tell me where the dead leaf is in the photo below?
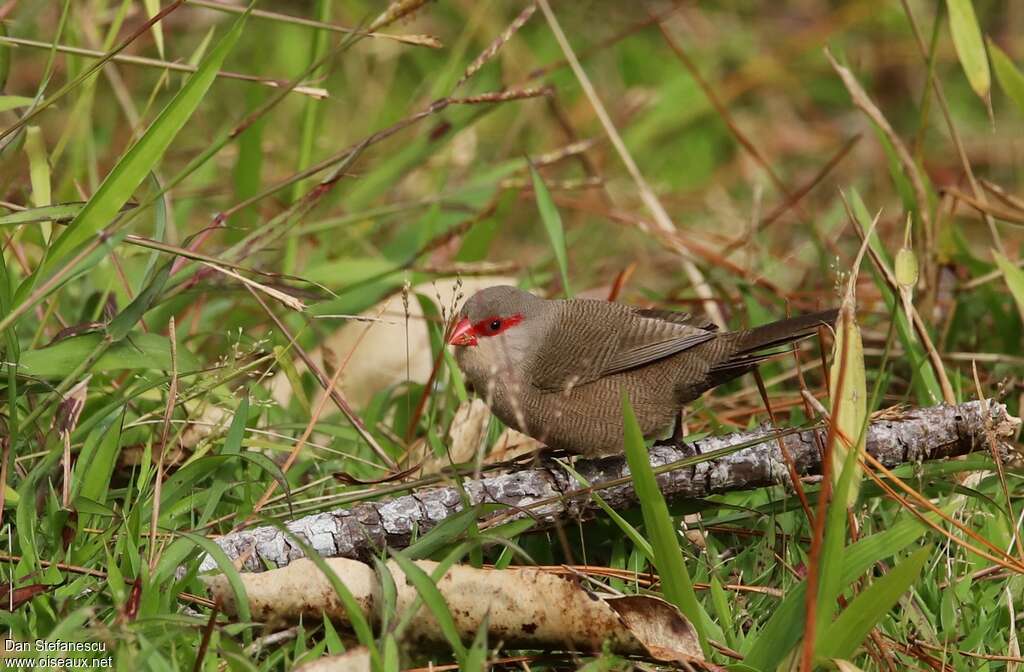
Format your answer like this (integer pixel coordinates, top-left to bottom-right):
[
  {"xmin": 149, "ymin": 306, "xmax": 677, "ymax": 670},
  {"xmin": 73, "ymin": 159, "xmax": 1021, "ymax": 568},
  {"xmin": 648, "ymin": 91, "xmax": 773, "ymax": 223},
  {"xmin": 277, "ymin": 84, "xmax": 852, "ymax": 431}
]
[
  {"xmin": 208, "ymin": 558, "xmax": 703, "ymax": 662},
  {"xmin": 293, "ymin": 647, "xmax": 371, "ymax": 672},
  {"xmin": 1, "ymin": 582, "xmax": 54, "ymax": 611},
  {"xmin": 607, "ymin": 595, "xmax": 702, "ymax": 663}
]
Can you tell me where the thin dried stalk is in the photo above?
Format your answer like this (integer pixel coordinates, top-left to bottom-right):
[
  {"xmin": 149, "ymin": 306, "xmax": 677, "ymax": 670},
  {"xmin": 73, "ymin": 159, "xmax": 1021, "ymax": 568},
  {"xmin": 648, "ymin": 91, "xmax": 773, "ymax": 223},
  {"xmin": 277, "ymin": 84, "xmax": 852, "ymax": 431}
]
[
  {"xmin": 825, "ymin": 49, "xmax": 932, "ymax": 238},
  {"xmin": 455, "ymin": 3, "xmax": 536, "ymax": 89},
  {"xmin": 149, "ymin": 318, "xmax": 178, "ymax": 572},
  {"xmin": 188, "ymin": 0, "xmax": 442, "ymax": 48},
  {"xmin": 535, "ymin": 0, "xmax": 725, "ymax": 329},
  {"xmin": 0, "ymin": 36, "xmax": 329, "ymax": 99}
]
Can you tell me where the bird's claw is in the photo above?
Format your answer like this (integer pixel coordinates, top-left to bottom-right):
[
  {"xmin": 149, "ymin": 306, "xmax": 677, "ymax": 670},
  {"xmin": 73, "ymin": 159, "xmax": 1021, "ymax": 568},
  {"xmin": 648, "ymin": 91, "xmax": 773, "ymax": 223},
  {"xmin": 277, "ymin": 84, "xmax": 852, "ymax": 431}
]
[{"xmin": 654, "ymin": 436, "xmax": 702, "ymax": 457}]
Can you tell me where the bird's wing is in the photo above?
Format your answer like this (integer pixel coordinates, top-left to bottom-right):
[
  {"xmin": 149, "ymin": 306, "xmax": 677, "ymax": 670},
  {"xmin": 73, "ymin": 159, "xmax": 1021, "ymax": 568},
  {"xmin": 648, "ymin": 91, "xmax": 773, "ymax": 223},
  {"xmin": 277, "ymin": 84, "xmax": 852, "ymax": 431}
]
[
  {"xmin": 601, "ymin": 308, "xmax": 717, "ymax": 376},
  {"xmin": 528, "ymin": 301, "xmax": 717, "ymax": 391}
]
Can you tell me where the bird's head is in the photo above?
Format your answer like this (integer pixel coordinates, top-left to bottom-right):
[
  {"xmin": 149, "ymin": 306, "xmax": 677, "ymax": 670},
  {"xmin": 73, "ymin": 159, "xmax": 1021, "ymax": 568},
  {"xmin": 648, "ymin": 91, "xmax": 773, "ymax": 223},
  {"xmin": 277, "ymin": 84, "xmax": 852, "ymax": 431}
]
[{"xmin": 448, "ymin": 285, "xmax": 551, "ymax": 384}]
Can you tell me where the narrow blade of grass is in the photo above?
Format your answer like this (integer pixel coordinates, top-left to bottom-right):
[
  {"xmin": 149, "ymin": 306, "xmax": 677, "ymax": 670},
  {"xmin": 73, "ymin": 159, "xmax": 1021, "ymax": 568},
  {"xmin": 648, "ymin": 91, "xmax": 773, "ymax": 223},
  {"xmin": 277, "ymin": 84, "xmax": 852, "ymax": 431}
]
[
  {"xmin": 72, "ymin": 414, "xmax": 123, "ymax": 506},
  {"xmin": 529, "ymin": 164, "xmax": 572, "ymax": 296},
  {"xmin": 276, "ymin": 524, "xmax": 380, "ymax": 665},
  {"xmin": 34, "ymin": 8, "xmax": 248, "ymax": 285},
  {"xmin": 198, "ymin": 395, "xmax": 250, "ymax": 527},
  {"xmin": 0, "ymin": 203, "xmax": 127, "ymax": 227},
  {"xmin": 989, "ymin": 40, "xmax": 1024, "ymax": 116},
  {"xmin": 177, "ymin": 531, "xmax": 253, "ymax": 633},
  {"xmin": 813, "ymin": 428, "xmax": 866, "ymax": 654},
  {"xmin": 993, "ymin": 250, "xmax": 1024, "ymax": 319},
  {"xmin": 850, "ymin": 189, "xmax": 944, "ymax": 405},
  {"xmin": 561, "ymin": 458, "xmax": 654, "ymax": 561},
  {"xmin": 945, "ymin": 0, "xmax": 991, "ymax": 101},
  {"xmin": 24, "ymin": 127, "xmax": 51, "ymax": 209},
  {"xmin": 0, "ymin": 96, "xmax": 35, "ymax": 113},
  {"xmin": 390, "ymin": 548, "xmax": 469, "ymax": 665},
  {"xmin": 742, "ymin": 507, "xmax": 939, "ymax": 668},
  {"xmin": 18, "ymin": 332, "xmax": 199, "ymax": 377},
  {"xmin": 818, "ymin": 545, "xmax": 931, "ymax": 660},
  {"xmin": 620, "ymin": 390, "xmax": 709, "ymax": 656},
  {"xmin": 829, "ymin": 312, "xmax": 868, "ymax": 501}
]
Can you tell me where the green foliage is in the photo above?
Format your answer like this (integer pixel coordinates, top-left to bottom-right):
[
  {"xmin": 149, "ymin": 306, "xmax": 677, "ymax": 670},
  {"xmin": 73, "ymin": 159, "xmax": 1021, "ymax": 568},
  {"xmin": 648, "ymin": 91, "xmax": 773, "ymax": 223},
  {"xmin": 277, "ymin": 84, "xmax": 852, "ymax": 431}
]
[
  {"xmin": 994, "ymin": 250, "xmax": 1024, "ymax": 320},
  {"xmin": 818, "ymin": 545, "xmax": 931, "ymax": 660},
  {"xmin": 17, "ymin": 331, "xmax": 199, "ymax": 376},
  {"xmin": 0, "ymin": 2, "xmax": 1020, "ymax": 670},
  {"xmin": 945, "ymin": 0, "xmax": 991, "ymax": 100},
  {"xmin": 36, "ymin": 10, "xmax": 248, "ymax": 283},
  {"xmin": 989, "ymin": 40, "xmax": 1024, "ymax": 115},
  {"xmin": 529, "ymin": 164, "xmax": 572, "ymax": 297},
  {"xmin": 621, "ymin": 391, "xmax": 710, "ymax": 656}
]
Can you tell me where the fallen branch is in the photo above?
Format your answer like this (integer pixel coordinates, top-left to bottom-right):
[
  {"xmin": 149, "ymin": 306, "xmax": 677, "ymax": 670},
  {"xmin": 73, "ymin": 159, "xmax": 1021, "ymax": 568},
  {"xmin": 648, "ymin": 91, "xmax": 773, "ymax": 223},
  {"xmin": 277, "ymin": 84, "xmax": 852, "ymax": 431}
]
[{"xmin": 204, "ymin": 401, "xmax": 1020, "ymax": 572}]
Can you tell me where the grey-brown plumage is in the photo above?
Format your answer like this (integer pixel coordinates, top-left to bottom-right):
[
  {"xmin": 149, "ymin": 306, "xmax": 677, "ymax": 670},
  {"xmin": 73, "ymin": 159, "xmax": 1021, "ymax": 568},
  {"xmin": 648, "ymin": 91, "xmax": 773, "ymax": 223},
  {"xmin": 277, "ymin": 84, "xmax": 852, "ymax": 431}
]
[{"xmin": 450, "ymin": 285, "xmax": 836, "ymax": 457}]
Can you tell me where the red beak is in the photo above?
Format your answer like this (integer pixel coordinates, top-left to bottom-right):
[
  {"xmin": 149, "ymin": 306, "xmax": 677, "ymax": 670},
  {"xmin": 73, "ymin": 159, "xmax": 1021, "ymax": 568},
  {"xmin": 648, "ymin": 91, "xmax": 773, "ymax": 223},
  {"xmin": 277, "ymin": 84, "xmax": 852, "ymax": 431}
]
[{"xmin": 448, "ymin": 317, "xmax": 477, "ymax": 346}]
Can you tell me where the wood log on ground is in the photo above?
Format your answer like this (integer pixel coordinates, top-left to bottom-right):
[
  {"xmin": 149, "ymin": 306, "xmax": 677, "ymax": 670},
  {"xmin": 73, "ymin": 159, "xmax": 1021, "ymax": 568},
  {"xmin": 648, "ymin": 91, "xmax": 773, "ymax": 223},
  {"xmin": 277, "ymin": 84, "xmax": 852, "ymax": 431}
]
[
  {"xmin": 206, "ymin": 558, "xmax": 703, "ymax": 663},
  {"xmin": 202, "ymin": 401, "xmax": 1020, "ymax": 572}
]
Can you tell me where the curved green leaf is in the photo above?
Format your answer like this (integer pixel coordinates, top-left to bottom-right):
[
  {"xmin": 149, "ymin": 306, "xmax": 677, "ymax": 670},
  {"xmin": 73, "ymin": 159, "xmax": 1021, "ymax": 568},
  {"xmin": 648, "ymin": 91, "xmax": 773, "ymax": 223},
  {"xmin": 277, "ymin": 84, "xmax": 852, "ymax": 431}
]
[
  {"xmin": 818, "ymin": 546, "xmax": 931, "ymax": 660},
  {"xmin": 18, "ymin": 332, "xmax": 198, "ymax": 377},
  {"xmin": 621, "ymin": 390, "xmax": 709, "ymax": 656},
  {"xmin": 990, "ymin": 40, "xmax": 1024, "ymax": 116},
  {"xmin": 39, "ymin": 10, "xmax": 249, "ymax": 279},
  {"xmin": 993, "ymin": 250, "xmax": 1024, "ymax": 320},
  {"xmin": 529, "ymin": 164, "xmax": 571, "ymax": 296},
  {"xmin": 945, "ymin": 0, "xmax": 990, "ymax": 100}
]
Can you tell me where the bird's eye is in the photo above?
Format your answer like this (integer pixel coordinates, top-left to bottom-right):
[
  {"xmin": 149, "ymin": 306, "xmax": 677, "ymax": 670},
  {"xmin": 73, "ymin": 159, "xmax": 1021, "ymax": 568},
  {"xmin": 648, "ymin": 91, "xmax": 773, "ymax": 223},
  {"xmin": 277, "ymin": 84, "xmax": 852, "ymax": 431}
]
[{"xmin": 489, "ymin": 319, "xmax": 502, "ymax": 332}]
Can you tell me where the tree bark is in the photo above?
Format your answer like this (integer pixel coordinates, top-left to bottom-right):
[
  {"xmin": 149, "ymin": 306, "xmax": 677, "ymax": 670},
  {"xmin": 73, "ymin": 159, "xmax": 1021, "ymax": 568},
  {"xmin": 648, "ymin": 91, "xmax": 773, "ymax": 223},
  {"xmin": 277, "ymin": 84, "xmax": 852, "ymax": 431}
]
[{"xmin": 202, "ymin": 401, "xmax": 1020, "ymax": 572}]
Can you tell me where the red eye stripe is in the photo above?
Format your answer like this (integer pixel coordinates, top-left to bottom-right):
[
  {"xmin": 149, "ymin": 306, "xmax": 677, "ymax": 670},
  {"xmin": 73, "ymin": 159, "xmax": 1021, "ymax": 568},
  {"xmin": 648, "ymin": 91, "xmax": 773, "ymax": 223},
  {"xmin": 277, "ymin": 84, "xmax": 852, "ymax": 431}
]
[{"xmin": 471, "ymin": 313, "xmax": 523, "ymax": 338}]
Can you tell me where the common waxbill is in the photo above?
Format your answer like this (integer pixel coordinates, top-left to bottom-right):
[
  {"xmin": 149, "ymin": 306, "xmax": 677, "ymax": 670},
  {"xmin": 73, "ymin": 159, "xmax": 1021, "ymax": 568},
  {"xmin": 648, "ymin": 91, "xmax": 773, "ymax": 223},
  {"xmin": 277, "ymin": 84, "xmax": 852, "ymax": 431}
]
[{"xmin": 449, "ymin": 285, "xmax": 836, "ymax": 457}]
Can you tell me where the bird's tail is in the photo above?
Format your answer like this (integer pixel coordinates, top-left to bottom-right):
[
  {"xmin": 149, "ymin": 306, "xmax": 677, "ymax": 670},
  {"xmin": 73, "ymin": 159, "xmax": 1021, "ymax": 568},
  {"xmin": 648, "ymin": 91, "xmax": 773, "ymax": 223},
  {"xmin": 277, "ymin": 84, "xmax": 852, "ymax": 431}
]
[{"xmin": 710, "ymin": 308, "xmax": 838, "ymax": 377}]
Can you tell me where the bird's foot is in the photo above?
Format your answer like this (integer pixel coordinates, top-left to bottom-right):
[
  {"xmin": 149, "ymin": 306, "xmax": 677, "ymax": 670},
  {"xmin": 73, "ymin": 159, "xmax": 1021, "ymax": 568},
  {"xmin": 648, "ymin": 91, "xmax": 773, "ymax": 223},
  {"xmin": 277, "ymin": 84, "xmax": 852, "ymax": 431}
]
[
  {"xmin": 531, "ymin": 446, "xmax": 573, "ymax": 470},
  {"xmin": 654, "ymin": 436, "xmax": 702, "ymax": 458}
]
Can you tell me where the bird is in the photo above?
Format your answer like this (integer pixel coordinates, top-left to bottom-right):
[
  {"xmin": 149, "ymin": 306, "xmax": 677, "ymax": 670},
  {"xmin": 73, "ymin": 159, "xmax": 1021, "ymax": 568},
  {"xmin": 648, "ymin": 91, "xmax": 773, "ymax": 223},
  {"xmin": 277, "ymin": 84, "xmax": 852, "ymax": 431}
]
[{"xmin": 448, "ymin": 285, "xmax": 836, "ymax": 458}]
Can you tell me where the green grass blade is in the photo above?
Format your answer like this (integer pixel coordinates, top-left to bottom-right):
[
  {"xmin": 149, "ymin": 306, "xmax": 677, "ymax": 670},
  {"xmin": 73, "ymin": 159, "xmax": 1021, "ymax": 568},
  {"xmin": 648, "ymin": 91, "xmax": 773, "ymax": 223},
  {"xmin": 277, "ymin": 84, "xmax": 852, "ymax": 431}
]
[
  {"xmin": 829, "ymin": 289, "xmax": 868, "ymax": 504},
  {"xmin": 818, "ymin": 546, "xmax": 931, "ymax": 660},
  {"xmin": 37, "ymin": 8, "xmax": 249, "ymax": 281},
  {"xmin": 198, "ymin": 395, "xmax": 249, "ymax": 527},
  {"xmin": 18, "ymin": 332, "xmax": 199, "ymax": 377},
  {"xmin": 993, "ymin": 251, "xmax": 1024, "ymax": 319},
  {"xmin": 108, "ymin": 263, "xmax": 171, "ymax": 341},
  {"xmin": 72, "ymin": 413, "xmax": 123, "ymax": 505},
  {"xmin": 814, "ymin": 428, "xmax": 864, "ymax": 653},
  {"xmin": 389, "ymin": 549, "xmax": 469, "ymax": 664},
  {"xmin": 743, "ymin": 508, "xmax": 938, "ymax": 668},
  {"xmin": 142, "ymin": 0, "xmax": 165, "ymax": 58},
  {"xmin": 372, "ymin": 556, "xmax": 398, "ymax": 633},
  {"xmin": 0, "ymin": 96, "xmax": 34, "ymax": 113},
  {"xmin": 24, "ymin": 126, "xmax": 51, "ymax": 209},
  {"xmin": 158, "ymin": 453, "xmax": 289, "ymax": 520},
  {"xmin": 561, "ymin": 458, "xmax": 654, "ymax": 560},
  {"xmin": 529, "ymin": 164, "xmax": 572, "ymax": 296},
  {"xmin": 620, "ymin": 390, "xmax": 709, "ymax": 656},
  {"xmin": 709, "ymin": 575, "xmax": 739, "ymax": 651},
  {"xmin": 275, "ymin": 524, "xmax": 380, "ymax": 665},
  {"xmin": 405, "ymin": 504, "xmax": 500, "ymax": 560},
  {"xmin": 0, "ymin": 203, "xmax": 128, "ymax": 227},
  {"xmin": 177, "ymin": 531, "xmax": 252, "ymax": 634},
  {"xmin": 945, "ymin": 0, "xmax": 991, "ymax": 100},
  {"xmin": 850, "ymin": 188, "xmax": 943, "ymax": 405},
  {"xmin": 989, "ymin": 40, "xmax": 1024, "ymax": 115}
]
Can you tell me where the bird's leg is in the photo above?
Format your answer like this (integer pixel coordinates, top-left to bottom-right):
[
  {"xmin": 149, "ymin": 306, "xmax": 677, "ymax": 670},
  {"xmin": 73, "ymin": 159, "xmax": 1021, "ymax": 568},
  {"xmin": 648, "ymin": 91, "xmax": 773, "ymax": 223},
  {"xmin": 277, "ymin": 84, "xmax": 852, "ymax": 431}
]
[
  {"xmin": 655, "ymin": 409, "xmax": 701, "ymax": 456},
  {"xmin": 531, "ymin": 445, "xmax": 571, "ymax": 471}
]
